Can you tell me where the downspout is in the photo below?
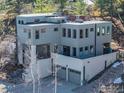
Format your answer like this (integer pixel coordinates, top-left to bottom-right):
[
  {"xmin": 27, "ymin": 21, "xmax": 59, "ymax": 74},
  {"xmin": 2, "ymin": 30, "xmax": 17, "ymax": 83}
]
[
  {"xmin": 15, "ymin": 17, "xmax": 19, "ymax": 64},
  {"xmin": 95, "ymin": 24, "xmax": 97, "ymax": 56}
]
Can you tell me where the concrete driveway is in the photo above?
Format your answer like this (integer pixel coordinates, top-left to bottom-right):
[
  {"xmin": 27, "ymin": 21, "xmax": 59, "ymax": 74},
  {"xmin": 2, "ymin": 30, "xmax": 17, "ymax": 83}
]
[{"xmin": 0, "ymin": 76, "xmax": 79, "ymax": 93}]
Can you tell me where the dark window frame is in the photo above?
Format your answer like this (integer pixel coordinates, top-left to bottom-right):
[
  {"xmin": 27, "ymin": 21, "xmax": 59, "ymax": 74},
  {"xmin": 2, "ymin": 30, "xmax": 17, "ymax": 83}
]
[
  {"xmin": 72, "ymin": 47, "xmax": 76, "ymax": 56},
  {"xmin": 62, "ymin": 28, "xmax": 66, "ymax": 37},
  {"xmin": 36, "ymin": 44, "xmax": 50, "ymax": 59},
  {"xmin": 35, "ymin": 30, "xmax": 39, "ymax": 39},
  {"xmin": 90, "ymin": 28, "xmax": 94, "ymax": 32},
  {"xmin": 85, "ymin": 46, "xmax": 88, "ymax": 51},
  {"xmin": 97, "ymin": 27, "xmax": 100, "ymax": 36},
  {"xmin": 54, "ymin": 27, "xmax": 58, "ymax": 32},
  {"xmin": 73, "ymin": 29, "xmax": 76, "ymax": 38},
  {"xmin": 21, "ymin": 20, "xmax": 24, "ymax": 24},
  {"xmin": 68, "ymin": 28, "xmax": 71, "ymax": 38},
  {"xmin": 107, "ymin": 26, "xmax": 110, "ymax": 34},
  {"xmin": 79, "ymin": 47, "xmax": 83, "ymax": 52},
  {"xmin": 18, "ymin": 20, "xmax": 21, "ymax": 24},
  {"xmin": 28, "ymin": 31, "xmax": 31, "ymax": 39},
  {"xmin": 102, "ymin": 26, "xmax": 105, "ymax": 35},
  {"xmin": 90, "ymin": 45, "xmax": 94, "ymax": 52},
  {"xmin": 80, "ymin": 29, "xmax": 83, "ymax": 38},
  {"xmin": 85, "ymin": 29, "xmax": 88, "ymax": 38}
]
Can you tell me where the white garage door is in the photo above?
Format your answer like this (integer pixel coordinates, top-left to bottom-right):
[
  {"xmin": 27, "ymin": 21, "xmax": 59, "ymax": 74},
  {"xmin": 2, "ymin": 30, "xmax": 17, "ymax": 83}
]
[
  {"xmin": 57, "ymin": 67, "xmax": 66, "ymax": 80},
  {"xmin": 68, "ymin": 69, "xmax": 81, "ymax": 84}
]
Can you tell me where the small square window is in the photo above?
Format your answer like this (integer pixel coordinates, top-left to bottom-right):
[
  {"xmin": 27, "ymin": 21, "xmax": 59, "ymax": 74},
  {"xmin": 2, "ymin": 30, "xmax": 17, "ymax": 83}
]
[
  {"xmin": 90, "ymin": 28, "xmax": 94, "ymax": 32},
  {"xmin": 54, "ymin": 28, "xmax": 58, "ymax": 31},
  {"xmin": 85, "ymin": 46, "xmax": 88, "ymax": 51}
]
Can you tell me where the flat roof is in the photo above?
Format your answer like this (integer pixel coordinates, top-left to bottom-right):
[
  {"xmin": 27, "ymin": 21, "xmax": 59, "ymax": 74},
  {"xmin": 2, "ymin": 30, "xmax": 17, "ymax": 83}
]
[
  {"xmin": 62, "ymin": 21, "xmax": 111, "ymax": 25},
  {"xmin": 17, "ymin": 13, "xmax": 54, "ymax": 17},
  {"xmin": 24, "ymin": 23, "xmax": 58, "ymax": 27},
  {"xmin": 22, "ymin": 21, "xmax": 111, "ymax": 27},
  {"xmin": 48, "ymin": 16, "xmax": 66, "ymax": 19}
]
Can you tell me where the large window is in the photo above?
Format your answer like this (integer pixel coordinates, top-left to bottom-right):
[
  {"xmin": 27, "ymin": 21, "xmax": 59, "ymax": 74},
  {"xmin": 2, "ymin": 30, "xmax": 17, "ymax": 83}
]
[
  {"xmin": 73, "ymin": 29, "xmax": 76, "ymax": 38},
  {"xmin": 85, "ymin": 29, "xmax": 88, "ymax": 38},
  {"xmin": 72, "ymin": 47, "xmax": 76, "ymax": 56},
  {"xmin": 36, "ymin": 44, "xmax": 50, "ymax": 59},
  {"xmin": 62, "ymin": 28, "xmax": 66, "ymax": 37},
  {"xmin": 90, "ymin": 28, "xmax": 94, "ymax": 32},
  {"xmin": 68, "ymin": 29, "xmax": 71, "ymax": 38},
  {"xmin": 80, "ymin": 29, "xmax": 83, "ymax": 38},
  {"xmin": 35, "ymin": 30, "xmax": 39, "ymax": 39},
  {"xmin": 63, "ymin": 46, "xmax": 70, "ymax": 56}
]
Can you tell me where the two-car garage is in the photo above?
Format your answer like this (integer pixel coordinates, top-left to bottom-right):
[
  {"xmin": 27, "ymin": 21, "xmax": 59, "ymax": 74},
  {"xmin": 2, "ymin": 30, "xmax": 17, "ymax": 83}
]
[
  {"xmin": 57, "ymin": 66, "xmax": 81, "ymax": 85},
  {"xmin": 53, "ymin": 52, "xmax": 117, "ymax": 85}
]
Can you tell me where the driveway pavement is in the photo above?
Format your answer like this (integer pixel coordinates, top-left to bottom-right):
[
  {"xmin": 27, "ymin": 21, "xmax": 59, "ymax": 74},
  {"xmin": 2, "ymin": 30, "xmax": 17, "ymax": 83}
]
[{"xmin": 0, "ymin": 77, "xmax": 79, "ymax": 93}]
